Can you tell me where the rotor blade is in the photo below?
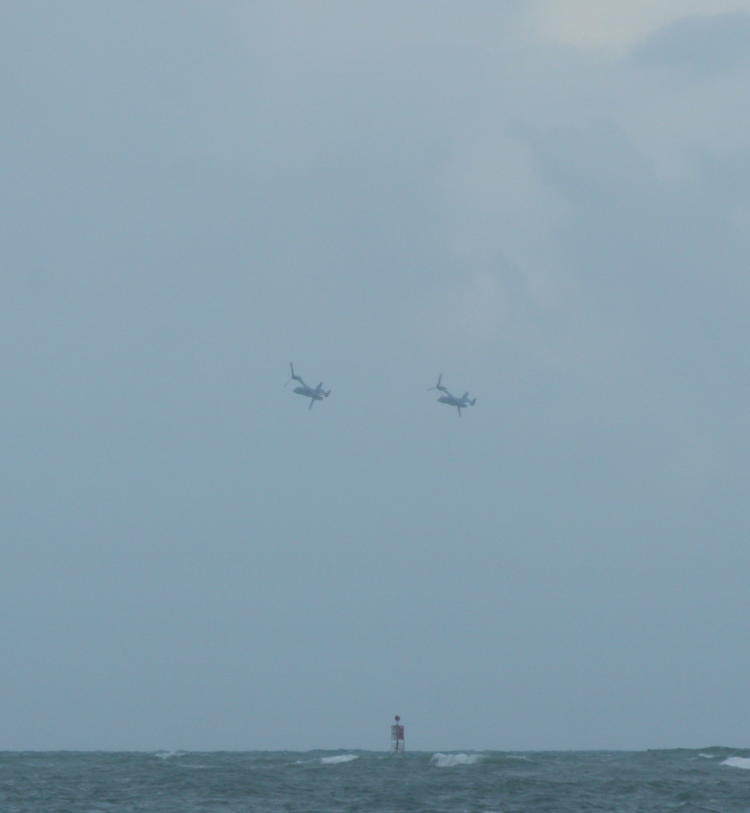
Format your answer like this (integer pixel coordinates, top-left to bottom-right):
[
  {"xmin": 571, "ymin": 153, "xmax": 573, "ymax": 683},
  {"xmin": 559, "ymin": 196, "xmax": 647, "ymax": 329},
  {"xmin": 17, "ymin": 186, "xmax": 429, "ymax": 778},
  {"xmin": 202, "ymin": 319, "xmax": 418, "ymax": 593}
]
[
  {"xmin": 308, "ymin": 398, "xmax": 314, "ymax": 410},
  {"xmin": 287, "ymin": 362, "xmax": 305, "ymax": 387}
]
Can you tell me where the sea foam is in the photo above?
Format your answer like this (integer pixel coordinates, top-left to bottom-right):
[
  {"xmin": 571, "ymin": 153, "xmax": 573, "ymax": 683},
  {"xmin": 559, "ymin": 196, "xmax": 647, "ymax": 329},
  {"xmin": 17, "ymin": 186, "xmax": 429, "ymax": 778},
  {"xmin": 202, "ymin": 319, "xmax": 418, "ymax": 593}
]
[
  {"xmin": 320, "ymin": 754, "xmax": 358, "ymax": 765},
  {"xmin": 722, "ymin": 757, "xmax": 750, "ymax": 770},
  {"xmin": 431, "ymin": 752, "xmax": 483, "ymax": 767}
]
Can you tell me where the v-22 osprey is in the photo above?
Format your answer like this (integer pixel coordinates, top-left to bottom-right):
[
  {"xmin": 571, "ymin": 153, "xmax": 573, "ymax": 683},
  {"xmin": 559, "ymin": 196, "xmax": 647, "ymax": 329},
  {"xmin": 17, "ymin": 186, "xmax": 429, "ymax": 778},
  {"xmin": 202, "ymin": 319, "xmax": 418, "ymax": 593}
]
[
  {"xmin": 428, "ymin": 374, "xmax": 477, "ymax": 417},
  {"xmin": 287, "ymin": 363, "xmax": 332, "ymax": 410}
]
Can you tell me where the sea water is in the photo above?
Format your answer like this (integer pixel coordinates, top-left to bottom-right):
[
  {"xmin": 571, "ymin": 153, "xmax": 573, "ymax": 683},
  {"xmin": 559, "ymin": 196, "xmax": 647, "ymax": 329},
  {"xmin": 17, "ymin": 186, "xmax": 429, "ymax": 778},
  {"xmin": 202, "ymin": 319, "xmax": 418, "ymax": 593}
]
[{"xmin": 1, "ymin": 747, "xmax": 749, "ymax": 811}]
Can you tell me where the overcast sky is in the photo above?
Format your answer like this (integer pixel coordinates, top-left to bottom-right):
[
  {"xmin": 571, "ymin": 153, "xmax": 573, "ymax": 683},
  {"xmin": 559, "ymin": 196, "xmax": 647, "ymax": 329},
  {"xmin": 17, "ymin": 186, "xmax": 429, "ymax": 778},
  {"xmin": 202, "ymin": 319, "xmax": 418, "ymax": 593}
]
[{"xmin": 3, "ymin": 1, "xmax": 750, "ymax": 751}]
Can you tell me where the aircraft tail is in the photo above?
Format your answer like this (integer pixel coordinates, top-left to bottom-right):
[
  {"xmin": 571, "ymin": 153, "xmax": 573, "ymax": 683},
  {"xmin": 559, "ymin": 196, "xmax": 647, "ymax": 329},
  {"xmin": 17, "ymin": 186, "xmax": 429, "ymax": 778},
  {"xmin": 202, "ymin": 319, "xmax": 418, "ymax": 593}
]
[{"xmin": 462, "ymin": 391, "xmax": 469, "ymax": 400}]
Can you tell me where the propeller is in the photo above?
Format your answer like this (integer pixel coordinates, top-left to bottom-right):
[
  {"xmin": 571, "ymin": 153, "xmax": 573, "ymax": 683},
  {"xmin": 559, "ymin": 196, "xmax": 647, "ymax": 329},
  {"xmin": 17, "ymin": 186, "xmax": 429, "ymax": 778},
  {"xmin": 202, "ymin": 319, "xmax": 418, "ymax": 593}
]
[{"xmin": 286, "ymin": 362, "xmax": 304, "ymax": 387}]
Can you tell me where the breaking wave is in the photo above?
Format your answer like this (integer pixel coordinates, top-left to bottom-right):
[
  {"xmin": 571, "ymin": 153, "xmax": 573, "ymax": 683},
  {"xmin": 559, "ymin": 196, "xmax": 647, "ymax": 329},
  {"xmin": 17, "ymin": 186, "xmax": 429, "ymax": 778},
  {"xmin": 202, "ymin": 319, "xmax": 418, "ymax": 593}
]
[
  {"xmin": 722, "ymin": 757, "xmax": 750, "ymax": 770},
  {"xmin": 320, "ymin": 754, "xmax": 359, "ymax": 765},
  {"xmin": 431, "ymin": 752, "xmax": 484, "ymax": 767}
]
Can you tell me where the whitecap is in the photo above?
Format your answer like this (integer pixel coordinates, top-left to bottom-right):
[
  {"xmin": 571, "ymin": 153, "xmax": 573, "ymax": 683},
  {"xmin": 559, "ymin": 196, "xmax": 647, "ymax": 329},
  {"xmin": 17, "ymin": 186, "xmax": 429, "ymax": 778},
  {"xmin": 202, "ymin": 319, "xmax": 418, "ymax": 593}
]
[
  {"xmin": 154, "ymin": 751, "xmax": 184, "ymax": 760},
  {"xmin": 320, "ymin": 754, "xmax": 358, "ymax": 765},
  {"xmin": 722, "ymin": 757, "xmax": 750, "ymax": 770},
  {"xmin": 431, "ymin": 752, "xmax": 483, "ymax": 768},
  {"xmin": 698, "ymin": 753, "xmax": 714, "ymax": 759}
]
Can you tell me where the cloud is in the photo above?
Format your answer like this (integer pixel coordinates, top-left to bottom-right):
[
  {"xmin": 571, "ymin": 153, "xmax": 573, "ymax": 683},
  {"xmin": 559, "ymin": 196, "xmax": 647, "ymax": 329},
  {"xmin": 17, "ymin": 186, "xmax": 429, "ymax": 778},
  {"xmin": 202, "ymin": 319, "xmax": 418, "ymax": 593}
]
[
  {"xmin": 633, "ymin": 11, "xmax": 750, "ymax": 75},
  {"xmin": 4, "ymin": 1, "xmax": 750, "ymax": 750},
  {"xmin": 402, "ymin": 3, "xmax": 750, "ymax": 387},
  {"xmin": 529, "ymin": 0, "xmax": 750, "ymax": 53}
]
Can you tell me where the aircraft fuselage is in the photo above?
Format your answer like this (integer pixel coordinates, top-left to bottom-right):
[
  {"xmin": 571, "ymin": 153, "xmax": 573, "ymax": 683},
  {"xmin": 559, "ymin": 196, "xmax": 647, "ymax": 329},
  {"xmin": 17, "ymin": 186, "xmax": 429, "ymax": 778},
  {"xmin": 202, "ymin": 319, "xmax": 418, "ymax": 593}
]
[
  {"xmin": 294, "ymin": 386, "xmax": 325, "ymax": 400},
  {"xmin": 438, "ymin": 395, "xmax": 467, "ymax": 407}
]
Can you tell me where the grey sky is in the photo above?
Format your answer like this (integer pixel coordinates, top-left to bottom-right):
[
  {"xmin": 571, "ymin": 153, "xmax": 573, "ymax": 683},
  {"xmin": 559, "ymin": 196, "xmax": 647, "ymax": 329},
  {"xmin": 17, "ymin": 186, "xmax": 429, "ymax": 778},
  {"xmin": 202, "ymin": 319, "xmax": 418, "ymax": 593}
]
[{"xmin": 2, "ymin": 1, "xmax": 750, "ymax": 751}]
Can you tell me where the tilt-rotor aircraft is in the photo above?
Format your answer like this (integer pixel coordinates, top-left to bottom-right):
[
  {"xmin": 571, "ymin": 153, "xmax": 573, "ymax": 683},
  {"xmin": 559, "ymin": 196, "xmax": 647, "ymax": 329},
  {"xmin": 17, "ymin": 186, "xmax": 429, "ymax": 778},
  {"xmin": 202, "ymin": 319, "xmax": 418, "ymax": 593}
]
[
  {"xmin": 429, "ymin": 374, "xmax": 477, "ymax": 417},
  {"xmin": 287, "ymin": 363, "xmax": 331, "ymax": 410}
]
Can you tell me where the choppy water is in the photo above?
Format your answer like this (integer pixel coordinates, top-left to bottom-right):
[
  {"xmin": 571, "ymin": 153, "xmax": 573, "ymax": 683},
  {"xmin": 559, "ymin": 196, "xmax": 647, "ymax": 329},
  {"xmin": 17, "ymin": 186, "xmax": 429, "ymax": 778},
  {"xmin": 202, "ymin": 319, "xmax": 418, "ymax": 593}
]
[{"xmin": 1, "ymin": 747, "xmax": 749, "ymax": 812}]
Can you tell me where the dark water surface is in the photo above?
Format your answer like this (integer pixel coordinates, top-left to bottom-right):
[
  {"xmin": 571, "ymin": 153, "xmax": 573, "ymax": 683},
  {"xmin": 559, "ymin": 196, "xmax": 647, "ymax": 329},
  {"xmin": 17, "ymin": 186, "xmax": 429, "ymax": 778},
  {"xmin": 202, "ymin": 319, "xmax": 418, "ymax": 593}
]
[{"xmin": 1, "ymin": 748, "xmax": 749, "ymax": 812}]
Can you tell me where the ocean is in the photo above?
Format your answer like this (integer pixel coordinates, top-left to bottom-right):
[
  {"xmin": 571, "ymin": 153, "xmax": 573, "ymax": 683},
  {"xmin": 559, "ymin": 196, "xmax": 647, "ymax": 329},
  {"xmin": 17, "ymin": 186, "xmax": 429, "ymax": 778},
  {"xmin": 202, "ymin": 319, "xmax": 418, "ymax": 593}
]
[{"xmin": 1, "ymin": 748, "xmax": 749, "ymax": 812}]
